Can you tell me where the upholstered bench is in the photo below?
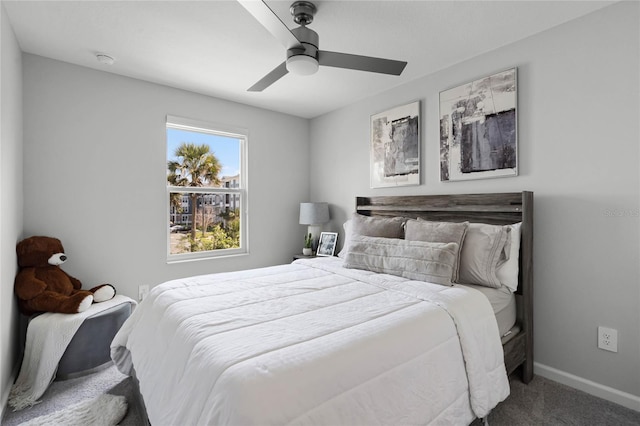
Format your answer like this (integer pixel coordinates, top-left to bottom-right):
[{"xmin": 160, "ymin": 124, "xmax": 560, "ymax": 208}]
[
  {"xmin": 10, "ymin": 296, "xmax": 136, "ymax": 410},
  {"xmin": 55, "ymin": 301, "xmax": 132, "ymax": 380}
]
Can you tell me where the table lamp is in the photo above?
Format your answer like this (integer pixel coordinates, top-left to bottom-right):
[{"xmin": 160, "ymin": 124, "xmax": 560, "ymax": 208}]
[{"xmin": 299, "ymin": 202, "xmax": 330, "ymax": 254}]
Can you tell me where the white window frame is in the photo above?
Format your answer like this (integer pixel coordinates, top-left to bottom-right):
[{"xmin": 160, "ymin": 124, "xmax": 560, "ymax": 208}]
[{"xmin": 166, "ymin": 115, "xmax": 248, "ymax": 262}]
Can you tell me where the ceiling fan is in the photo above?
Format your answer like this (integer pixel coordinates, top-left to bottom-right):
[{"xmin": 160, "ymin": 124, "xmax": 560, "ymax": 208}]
[{"xmin": 238, "ymin": 0, "xmax": 408, "ymax": 92}]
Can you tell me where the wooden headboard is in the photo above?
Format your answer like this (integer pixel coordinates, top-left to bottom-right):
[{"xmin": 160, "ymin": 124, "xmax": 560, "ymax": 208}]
[{"xmin": 355, "ymin": 192, "xmax": 533, "ymax": 383}]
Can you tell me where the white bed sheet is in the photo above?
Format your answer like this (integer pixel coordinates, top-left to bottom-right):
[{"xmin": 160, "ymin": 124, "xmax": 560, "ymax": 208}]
[{"xmin": 111, "ymin": 257, "xmax": 509, "ymax": 425}]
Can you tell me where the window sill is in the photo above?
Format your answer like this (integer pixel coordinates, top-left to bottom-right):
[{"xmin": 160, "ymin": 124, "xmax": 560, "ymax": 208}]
[{"xmin": 167, "ymin": 250, "xmax": 248, "ymax": 264}]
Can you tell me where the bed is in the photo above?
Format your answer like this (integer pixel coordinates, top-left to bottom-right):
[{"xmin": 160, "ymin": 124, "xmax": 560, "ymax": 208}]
[
  {"xmin": 354, "ymin": 192, "xmax": 533, "ymax": 383},
  {"xmin": 111, "ymin": 191, "xmax": 533, "ymax": 425}
]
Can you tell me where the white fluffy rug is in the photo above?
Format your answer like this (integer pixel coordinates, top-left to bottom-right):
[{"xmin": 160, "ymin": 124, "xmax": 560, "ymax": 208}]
[{"xmin": 18, "ymin": 394, "xmax": 127, "ymax": 426}]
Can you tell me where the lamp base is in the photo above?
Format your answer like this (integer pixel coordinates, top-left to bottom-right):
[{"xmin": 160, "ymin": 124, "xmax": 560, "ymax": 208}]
[{"xmin": 307, "ymin": 225, "xmax": 322, "ymax": 253}]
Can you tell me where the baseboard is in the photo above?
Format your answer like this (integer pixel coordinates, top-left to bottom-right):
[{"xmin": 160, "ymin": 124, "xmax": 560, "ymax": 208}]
[{"xmin": 534, "ymin": 362, "xmax": 640, "ymax": 412}]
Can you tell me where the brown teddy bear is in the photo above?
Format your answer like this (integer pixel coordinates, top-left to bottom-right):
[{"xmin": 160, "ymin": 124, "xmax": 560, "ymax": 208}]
[{"xmin": 14, "ymin": 236, "xmax": 116, "ymax": 315}]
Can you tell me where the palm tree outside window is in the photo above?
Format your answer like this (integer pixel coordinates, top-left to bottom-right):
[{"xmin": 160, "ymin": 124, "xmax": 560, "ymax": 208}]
[{"xmin": 166, "ymin": 116, "xmax": 247, "ymax": 261}]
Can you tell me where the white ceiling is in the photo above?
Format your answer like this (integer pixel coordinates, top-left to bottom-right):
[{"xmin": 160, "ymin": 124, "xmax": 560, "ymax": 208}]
[{"xmin": 3, "ymin": 0, "xmax": 615, "ymax": 118}]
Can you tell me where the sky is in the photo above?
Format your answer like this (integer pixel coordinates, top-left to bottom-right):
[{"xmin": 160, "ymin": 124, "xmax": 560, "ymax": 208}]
[{"xmin": 166, "ymin": 128, "xmax": 240, "ymax": 178}]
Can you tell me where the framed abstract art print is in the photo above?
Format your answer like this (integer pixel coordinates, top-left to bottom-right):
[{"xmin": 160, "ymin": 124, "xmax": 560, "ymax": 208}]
[{"xmin": 439, "ymin": 68, "xmax": 517, "ymax": 182}]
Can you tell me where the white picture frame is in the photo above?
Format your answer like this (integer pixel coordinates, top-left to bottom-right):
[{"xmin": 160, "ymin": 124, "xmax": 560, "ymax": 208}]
[{"xmin": 316, "ymin": 232, "xmax": 338, "ymax": 257}]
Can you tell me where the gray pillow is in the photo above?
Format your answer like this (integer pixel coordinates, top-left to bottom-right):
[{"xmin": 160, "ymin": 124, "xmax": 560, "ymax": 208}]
[
  {"xmin": 339, "ymin": 214, "xmax": 406, "ymax": 258},
  {"xmin": 458, "ymin": 223, "xmax": 511, "ymax": 288},
  {"xmin": 351, "ymin": 213, "xmax": 405, "ymax": 238},
  {"xmin": 343, "ymin": 235, "xmax": 458, "ymax": 286},
  {"xmin": 404, "ymin": 219, "xmax": 468, "ymax": 283}
]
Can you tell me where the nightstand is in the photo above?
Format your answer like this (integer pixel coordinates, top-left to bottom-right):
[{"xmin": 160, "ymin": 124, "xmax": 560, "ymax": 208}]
[{"xmin": 293, "ymin": 254, "xmax": 316, "ymax": 261}]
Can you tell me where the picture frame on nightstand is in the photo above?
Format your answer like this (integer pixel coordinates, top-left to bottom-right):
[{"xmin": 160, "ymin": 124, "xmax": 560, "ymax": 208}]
[{"xmin": 316, "ymin": 232, "xmax": 338, "ymax": 257}]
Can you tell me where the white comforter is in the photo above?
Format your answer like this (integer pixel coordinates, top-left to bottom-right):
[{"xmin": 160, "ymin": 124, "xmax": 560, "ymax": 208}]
[{"xmin": 111, "ymin": 257, "xmax": 509, "ymax": 425}]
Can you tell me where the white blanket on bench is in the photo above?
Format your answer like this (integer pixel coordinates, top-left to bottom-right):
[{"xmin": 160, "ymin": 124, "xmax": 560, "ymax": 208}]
[{"xmin": 8, "ymin": 295, "xmax": 135, "ymax": 411}]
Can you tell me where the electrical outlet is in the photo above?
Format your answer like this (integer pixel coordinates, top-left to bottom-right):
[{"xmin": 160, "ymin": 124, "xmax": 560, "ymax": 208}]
[
  {"xmin": 138, "ymin": 284, "xmax": 150, "ymax": 302},
  {"xmin": 598, "ymin": 326, "xmax": 618, "ymax": 352}
]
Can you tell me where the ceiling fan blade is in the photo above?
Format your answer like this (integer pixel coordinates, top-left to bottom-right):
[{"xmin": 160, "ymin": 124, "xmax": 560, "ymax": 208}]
[
  {"xmin": 248, "ymin": 61, "xmax": 289, "ymax": 92},
  {"xmin": 237, "ymin": 0, "xmax": 302, "ymax": 49},
  {"xmin": 318, "ymin": 50, "xmax": 407, "ymax": 76}
]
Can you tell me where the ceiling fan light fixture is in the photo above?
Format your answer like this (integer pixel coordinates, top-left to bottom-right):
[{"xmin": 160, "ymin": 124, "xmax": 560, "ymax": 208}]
[
  {"xmin": 286, "ymin": 55, "xmax": 319, "ymax": 75},
  {"xmin": 240, "ymin": 0, "xmax": 406, "ymax": 91}
]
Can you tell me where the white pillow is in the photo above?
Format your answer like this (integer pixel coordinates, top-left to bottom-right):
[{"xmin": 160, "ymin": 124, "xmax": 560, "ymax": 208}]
[
  {"xmin": 496, "ymin": 222, "xmax": 521, "ymax": 292},
  {"xmin": 458, "ymin": 223, "xmax": 511, "ymax": 288},
  {"xmin": 337, "ymin": 219, "xmax": 352, "ymax": 259},
  {"xmin": 343, "ymin": 235, "xmax": 458, "ymax": 286}
]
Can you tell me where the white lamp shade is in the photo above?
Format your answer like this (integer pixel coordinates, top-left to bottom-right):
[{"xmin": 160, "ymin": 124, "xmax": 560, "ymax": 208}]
[{"xmin": 299, "ymin": 202, "xmax": 330, "ymax": 225}]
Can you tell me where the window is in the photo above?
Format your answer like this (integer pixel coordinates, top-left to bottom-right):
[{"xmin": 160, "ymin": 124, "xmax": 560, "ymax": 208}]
[{"xmin": 166, "ymin": 116, "xmax": 247, "ymax": 261}]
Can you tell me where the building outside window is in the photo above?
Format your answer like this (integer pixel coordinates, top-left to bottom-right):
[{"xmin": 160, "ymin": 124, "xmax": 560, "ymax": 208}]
[{"xmin": 166, "ymin": 116, "xmax": 247, "ymax": 261}]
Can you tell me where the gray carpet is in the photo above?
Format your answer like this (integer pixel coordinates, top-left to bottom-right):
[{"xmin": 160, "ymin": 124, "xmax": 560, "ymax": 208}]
[
  {"xmin": 472, "ymin": 374, "xmax": 640, "ymax": 426},
  {"xmin": 1, "ymin": 365, "xmax": 144, "ymax": 426},
  {"xmin": 2, "ymin": 366, "xmax": 639, "ymax": 425}
]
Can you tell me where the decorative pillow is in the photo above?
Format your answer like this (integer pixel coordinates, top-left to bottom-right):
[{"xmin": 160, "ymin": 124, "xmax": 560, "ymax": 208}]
[
  {"xmin": 343, "ymin": 235, "xmax": 458, "ymax": 286},
  {"xmin": 404, "ymin": 219, "xmax": 468, "ymax": 283},
  {"xmin": 458, "ymin": 223, "xmax": 511, "ymax": 288},
  {"xmin": 351, "ymin": 213, "xmax": 405, "ymax": 238},
  {"xmin": 338, "ymin": 214, "xmax": 406, "ymax": 259},
  {"xmin": 496, "ymin": 222, "xmax": 522, "ymax": 292}
]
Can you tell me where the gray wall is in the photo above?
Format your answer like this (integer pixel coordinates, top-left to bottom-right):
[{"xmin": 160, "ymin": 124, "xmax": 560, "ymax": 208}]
[
  {"xmin": 4, "ymin": 0, "xmax": 639, "ymax": 415},
  {"xmin": 22, "ymin": 54, "xmax": 310, "ymax": 304},
  {"xmin": 309, "ymin": 2, "xmax": 639, "ymax": 406},
  {"xmin": 0, "ymin": 4, "xmax": 24, "ymax": 418}
]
